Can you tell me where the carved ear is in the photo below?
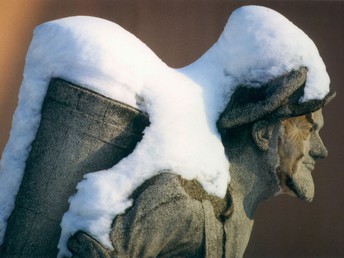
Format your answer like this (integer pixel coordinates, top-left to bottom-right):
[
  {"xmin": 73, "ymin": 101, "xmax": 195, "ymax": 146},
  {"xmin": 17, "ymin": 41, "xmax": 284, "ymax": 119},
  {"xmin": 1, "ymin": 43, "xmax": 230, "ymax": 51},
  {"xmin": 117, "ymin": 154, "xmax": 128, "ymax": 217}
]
[{"xmin": 252, "ymin": 120, "xmax": 273, "ymax": 151}]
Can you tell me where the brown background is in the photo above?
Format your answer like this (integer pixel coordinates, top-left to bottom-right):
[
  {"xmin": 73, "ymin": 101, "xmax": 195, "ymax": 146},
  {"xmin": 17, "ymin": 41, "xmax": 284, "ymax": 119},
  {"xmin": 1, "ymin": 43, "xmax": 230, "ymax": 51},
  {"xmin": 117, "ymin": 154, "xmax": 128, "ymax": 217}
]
[{"xmin": 0, "ymin": 1, "xmax": 343, "ymax": 257}]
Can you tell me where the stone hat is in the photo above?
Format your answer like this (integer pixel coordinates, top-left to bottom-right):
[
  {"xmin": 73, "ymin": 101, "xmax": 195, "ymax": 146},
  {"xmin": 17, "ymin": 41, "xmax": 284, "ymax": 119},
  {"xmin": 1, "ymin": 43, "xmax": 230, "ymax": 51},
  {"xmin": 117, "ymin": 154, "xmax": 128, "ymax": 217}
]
[{"xmin": 217, "ymin": 67, "xmax": 336, "ymax": 129}]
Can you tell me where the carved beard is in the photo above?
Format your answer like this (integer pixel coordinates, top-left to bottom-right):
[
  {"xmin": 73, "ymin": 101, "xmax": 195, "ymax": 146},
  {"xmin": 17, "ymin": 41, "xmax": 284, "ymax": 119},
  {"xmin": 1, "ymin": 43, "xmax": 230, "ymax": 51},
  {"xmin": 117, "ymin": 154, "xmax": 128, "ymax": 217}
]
[{"xmin": 276, "ymin": 115, "xmax": 315, "ymax": 202}]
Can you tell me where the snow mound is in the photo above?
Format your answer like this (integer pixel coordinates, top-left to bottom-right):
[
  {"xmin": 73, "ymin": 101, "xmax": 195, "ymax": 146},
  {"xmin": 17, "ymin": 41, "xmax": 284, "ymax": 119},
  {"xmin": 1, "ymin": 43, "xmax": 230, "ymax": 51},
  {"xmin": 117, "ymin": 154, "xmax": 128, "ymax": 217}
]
[
  {"xmin": 181, "ymin": 5, "xmax": 330, "ymax": 102},
  {"xmin": 0, "ymin": 5, "xmax": 330, "ymax": 257}
]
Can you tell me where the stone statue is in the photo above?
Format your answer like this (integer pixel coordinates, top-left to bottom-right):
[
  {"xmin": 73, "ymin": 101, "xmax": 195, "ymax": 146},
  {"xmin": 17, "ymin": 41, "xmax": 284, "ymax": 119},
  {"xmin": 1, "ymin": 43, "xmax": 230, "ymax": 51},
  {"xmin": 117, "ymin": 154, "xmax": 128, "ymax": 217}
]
[
  {"xmin": 66, "ymin": 68, "xmax": 335, "ymax": 257},
  {"xmin": 0, "ymin": 6, "xmax": 336, "ymax": 258}
]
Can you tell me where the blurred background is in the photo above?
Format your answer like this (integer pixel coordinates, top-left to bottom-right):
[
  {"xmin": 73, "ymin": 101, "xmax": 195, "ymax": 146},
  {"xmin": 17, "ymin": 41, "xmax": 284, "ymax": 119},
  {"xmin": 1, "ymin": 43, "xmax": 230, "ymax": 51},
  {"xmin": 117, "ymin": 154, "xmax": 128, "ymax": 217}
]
[{"xmin": 0, "ymin": 1, "xmax": 343, "ymax": 257}]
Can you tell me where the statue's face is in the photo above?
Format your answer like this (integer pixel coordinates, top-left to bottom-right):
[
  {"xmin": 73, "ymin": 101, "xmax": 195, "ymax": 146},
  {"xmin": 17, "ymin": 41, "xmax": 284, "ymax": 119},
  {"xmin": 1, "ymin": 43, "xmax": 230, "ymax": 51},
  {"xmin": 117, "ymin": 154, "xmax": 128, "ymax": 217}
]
[{"xmin": 277, "ymin": 109, "xmax": 327, "ymax": 202}]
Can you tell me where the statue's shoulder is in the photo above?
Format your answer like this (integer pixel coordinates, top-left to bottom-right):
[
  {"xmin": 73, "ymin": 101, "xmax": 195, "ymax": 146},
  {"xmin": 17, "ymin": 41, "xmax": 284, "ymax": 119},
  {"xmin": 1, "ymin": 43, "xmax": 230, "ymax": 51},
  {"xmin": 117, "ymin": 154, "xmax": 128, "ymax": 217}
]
[
  {"xmin": 130, "ymin": 172, "xmax": 198, "ymax": 212},
  {"xmin": 110, "ymin": 172, "xmax": 207, "ymax": 257},
  {"xmin": 130, "ymin": 172, "xmax": 228, "ymax": 219}
]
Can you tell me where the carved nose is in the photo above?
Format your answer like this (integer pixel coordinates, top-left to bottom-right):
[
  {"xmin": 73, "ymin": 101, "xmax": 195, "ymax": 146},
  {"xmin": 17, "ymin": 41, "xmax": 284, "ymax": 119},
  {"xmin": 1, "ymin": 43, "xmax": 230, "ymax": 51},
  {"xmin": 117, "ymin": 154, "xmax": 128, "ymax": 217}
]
[{"xmin": 310, "ymin": 134, "xmax": 328, "ymax": 160}]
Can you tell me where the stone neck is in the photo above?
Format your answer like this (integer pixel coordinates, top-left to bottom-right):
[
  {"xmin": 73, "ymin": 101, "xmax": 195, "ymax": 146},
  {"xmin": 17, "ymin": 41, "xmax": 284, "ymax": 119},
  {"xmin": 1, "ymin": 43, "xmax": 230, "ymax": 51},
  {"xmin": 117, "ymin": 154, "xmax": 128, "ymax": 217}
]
[
  {"xmin": 223, "ymin": 143, "xmax": 280, "ymax": 257},
  {"xmin": 227, "ymin": 143, "xmax": 280, "ymax": 219}
]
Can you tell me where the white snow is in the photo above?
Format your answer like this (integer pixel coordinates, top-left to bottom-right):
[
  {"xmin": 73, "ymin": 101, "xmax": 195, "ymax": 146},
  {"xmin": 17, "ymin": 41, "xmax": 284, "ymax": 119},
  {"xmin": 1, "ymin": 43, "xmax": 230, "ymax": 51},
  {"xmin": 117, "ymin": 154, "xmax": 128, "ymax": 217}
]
[
  {"xmin": 180, "ymin": 5, "xmax": 330, "ymax": 102},
  {"xmin": 0, "ymin": 5, "xmax": 330, "ymax": 257}
]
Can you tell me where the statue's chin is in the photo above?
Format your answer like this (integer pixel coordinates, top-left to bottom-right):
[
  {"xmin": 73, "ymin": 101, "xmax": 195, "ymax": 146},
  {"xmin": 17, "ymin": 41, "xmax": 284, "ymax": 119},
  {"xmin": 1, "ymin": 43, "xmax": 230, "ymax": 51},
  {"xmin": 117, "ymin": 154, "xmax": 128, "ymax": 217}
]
[
  {"xmin": 286, "ymin": 176, "xmax": 314, "ymax": 202},
  {"xmin": 277, "ymin": 166, "xmax": 315, "ymax": 202}
]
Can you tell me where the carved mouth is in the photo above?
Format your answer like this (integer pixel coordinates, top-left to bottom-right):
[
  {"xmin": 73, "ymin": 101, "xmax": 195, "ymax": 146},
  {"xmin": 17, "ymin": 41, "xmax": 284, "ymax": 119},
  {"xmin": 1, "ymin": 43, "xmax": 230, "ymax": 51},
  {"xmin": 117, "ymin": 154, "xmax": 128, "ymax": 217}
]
[{"xmin": 304, "ymin": 162, "xmax": 315, "ymax": 171}]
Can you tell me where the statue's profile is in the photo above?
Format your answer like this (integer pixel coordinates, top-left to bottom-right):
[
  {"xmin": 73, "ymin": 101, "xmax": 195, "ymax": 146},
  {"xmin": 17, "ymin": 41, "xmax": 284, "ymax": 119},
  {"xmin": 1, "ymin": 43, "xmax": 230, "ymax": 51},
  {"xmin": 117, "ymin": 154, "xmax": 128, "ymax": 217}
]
[
  {"xmin": 66, "ymin": 68, "xmax": 335, "ymax": 258},
  {"xmin": 0, "ymin": 5, "xmax": 335, "ymax": 258}
]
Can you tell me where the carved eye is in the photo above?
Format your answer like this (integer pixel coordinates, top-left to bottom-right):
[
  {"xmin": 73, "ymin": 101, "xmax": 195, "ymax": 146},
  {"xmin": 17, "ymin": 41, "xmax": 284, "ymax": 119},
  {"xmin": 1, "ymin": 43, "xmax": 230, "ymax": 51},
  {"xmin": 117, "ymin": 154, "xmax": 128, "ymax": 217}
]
[{"xmin": 299, "ymin": 123, "xmax": 313, "ymax": 133}]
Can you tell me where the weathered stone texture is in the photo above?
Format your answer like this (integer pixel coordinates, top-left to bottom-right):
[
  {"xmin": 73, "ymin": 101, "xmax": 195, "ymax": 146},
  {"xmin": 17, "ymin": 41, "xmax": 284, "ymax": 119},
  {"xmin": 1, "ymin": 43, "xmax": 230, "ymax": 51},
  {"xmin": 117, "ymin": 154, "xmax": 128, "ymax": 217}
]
[{"xmin": 0, "ymin": 79, "xmax": 149, "ymax": 257}]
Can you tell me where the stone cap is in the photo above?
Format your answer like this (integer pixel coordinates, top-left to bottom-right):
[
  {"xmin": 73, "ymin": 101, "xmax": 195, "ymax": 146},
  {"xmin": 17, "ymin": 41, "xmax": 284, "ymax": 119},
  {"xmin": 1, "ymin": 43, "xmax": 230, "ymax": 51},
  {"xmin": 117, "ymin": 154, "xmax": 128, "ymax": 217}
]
[{"xmin": 218, "ymin": 68, "xmax": 336, "ymax": 129}]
